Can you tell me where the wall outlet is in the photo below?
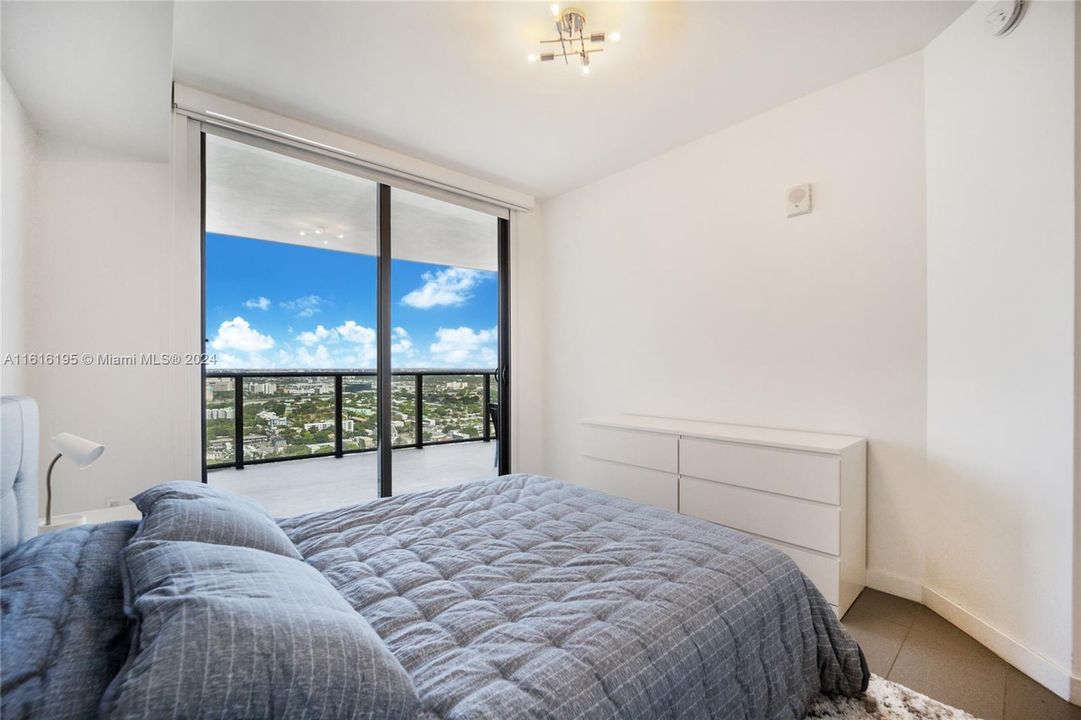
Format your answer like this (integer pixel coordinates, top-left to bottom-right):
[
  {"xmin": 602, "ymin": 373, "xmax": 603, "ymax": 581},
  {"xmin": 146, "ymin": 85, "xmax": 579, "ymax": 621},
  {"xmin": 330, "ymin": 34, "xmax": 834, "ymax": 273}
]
[
  {"xmin": 786, "ymin": 183, "xmax": 812, "ymax": 218},
  {"xmin": 105, "ymin": 496, "xmax": 128, "ymax": 508}
]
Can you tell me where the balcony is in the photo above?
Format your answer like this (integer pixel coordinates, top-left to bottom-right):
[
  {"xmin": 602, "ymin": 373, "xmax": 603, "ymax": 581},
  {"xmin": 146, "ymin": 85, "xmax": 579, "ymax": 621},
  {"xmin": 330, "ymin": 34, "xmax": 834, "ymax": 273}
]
[
  {"xmin": 209, "ymin": 443, "xmax": 496, "ymax": 516},
  {"xmin": 205, "ymin": 369, "xmax": 499, "ymax": 514}
]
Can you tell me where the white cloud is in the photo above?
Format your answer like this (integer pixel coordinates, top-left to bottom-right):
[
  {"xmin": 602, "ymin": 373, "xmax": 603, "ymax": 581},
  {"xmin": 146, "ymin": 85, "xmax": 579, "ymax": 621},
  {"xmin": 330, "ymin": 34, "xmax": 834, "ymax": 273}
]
[
  {"xmin": 338, "ymin": 345, "xmax": 376, "ymax": 368},
  {"xmin": 401, "ymin": 267, "xmax": 488, "ymax": 309},
  {"xmin": 244, "ymin": 296, "xmax": 271, "ymax": 311},
  {"xmin": 294, "ymin": 344, "xmax": 334, "ymax": 368},
  {"xmin": 295, "ymin": 325, "xmax": 335, "ymax": 346},
  {"xmin": 428, "ymin": 326, "xmax": 497, "ymax": 367},
  {"xmin": 210, "ymin": 317, "xmax": 276, "ymax": 352},
  {"xmin": 392, "ymin": 327, "xmax": 414, "ymax": 359},
  {"xmin": 336, "ymin": 321, "xmax": 376, "ymax": 368},
  {"xmin": 212, "ymin": 352, "xmax": 245, "ymax": 369},
  {"xmin": 290, "ymin": 320, "xmax": 377, "ymax": 367},
  {"xmin": 335, "ymin": 320, "xmax": 376, "ymax": 345},
  {"xmin": 280, "ymin": 295, "xmax": 324, "ymax": 317}
]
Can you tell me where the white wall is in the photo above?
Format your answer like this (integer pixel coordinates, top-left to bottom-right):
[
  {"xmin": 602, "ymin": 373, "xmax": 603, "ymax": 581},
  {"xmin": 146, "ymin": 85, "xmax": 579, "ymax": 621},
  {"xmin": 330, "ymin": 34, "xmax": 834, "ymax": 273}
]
[
  {"xmin": 1, "ymin": 74, "xmax": 37, "ymax": 395},
  {"xmin": 26, "ymin": 137, "xmax": 182, "ymax": 513},
  {"xmin": 1075, "ymin": 0, "xmax": 1081, "ymax": 693},
  {"xmin": 538, "ymin": 53, "xmax": 929, "ymax": 587},
  {"xmin": 923, "ymin": 0, "xmax": 1077, "ymax": 699}
]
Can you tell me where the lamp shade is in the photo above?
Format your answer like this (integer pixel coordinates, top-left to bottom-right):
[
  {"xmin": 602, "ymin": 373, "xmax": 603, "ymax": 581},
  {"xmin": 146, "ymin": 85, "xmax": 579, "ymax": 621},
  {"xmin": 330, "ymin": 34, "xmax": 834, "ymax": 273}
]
[{"xmin": 51, "ymin": 432, "xmax": 105, "ymax": 469}]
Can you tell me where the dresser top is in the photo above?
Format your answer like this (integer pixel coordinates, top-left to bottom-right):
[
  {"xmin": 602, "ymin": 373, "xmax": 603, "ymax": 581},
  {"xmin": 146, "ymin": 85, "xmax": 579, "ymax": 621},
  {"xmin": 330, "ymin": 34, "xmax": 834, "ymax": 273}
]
[{"xmin": 581, "ymin": 414, "xmax": 865, "ymax": 454}]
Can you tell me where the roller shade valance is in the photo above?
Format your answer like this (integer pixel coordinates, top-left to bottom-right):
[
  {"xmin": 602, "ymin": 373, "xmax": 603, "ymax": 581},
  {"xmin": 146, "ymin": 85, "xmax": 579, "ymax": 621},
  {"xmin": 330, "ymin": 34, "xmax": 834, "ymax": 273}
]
[{"xmin": 174, "ymin": 83, "xmax": 534, "ymax": 219}]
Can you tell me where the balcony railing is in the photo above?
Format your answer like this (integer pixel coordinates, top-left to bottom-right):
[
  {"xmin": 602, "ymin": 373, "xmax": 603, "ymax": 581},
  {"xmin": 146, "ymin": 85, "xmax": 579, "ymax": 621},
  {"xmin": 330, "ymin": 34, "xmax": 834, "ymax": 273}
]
[{"xmin": 204, "ymin": 369, "xmax": 498, "ymax": 470}]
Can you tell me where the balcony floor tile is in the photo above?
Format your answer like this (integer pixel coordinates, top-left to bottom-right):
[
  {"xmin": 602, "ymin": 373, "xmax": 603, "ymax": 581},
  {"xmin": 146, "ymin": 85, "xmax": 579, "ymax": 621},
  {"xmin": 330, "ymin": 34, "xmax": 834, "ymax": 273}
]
[{"xmin": 208, "ymin": 441, "xmax": 499, "ymax": 517}]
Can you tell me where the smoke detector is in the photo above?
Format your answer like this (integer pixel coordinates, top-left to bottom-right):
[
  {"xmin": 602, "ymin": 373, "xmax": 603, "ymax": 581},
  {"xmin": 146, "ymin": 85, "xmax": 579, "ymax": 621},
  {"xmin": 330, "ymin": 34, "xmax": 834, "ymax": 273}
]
[{"xmin": 985, "ymin": 0, "xmax": 1023, "ymax": 37}]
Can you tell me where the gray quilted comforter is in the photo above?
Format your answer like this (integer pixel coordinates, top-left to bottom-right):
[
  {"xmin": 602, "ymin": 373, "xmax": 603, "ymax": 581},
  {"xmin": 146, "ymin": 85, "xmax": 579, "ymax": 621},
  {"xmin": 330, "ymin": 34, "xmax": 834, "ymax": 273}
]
[
  {"xmin": 1, "ymin": 521, "xmax": 138, "ymax": 719},
  {"xmin": 279, "ymin": 474, "xmax": 868, "ymax": 720}
]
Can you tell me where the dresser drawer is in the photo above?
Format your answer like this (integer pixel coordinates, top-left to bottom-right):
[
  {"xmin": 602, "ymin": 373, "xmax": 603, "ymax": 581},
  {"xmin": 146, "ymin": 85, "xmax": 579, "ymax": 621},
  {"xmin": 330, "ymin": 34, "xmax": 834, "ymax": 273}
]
[
  {"xmin": 582, "ymin": 424, "xmax": 678, "ymax": 473},
  {"xmin": 582, "ymin": 457, "xmax": 678, "ymax": 511},
  {"xmin": 761, "ymin": 539, "xmax": 841, "ymax": 606},
  {"xmin": 679, "ymin": 437, "xmax": 840, "ymax": 505},
  {"xmin": 679, "ymin": 476, "xmax": 840, "ymax": 555}
]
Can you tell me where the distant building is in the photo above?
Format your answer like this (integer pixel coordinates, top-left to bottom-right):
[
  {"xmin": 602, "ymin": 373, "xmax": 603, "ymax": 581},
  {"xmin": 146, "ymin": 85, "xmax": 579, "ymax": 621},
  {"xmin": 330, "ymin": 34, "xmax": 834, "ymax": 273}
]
[
  {"xmin": 205, "ymin": 407, "xmax": 235, "ymax": 420},
  {"xmin": 247, "ymin": 381, "xmax": 277, "ymax": 395},
  {"xmin": 257, "ymin": 410, "xmax": 288, "ymax": 428}
]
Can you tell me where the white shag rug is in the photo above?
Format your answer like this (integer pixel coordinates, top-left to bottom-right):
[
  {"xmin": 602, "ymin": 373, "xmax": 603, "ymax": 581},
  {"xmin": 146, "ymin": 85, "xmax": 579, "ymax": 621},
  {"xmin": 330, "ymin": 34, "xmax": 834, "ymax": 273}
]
[{"xmin": 806, "ymin": 674, "xmax": 977, "ymax": 720}]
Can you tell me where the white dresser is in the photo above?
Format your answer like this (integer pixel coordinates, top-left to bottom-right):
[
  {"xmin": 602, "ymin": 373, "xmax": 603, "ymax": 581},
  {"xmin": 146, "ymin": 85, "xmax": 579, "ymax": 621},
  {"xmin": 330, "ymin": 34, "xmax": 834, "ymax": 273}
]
[{"xmin": 580, "ymin": 415, "xmax": 866, "ymax": 616}]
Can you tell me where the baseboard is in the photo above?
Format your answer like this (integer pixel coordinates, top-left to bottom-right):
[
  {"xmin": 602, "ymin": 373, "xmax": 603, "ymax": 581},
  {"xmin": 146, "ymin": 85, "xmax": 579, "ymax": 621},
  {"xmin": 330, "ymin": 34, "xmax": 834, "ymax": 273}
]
[
  {"xmin": 922, "ymin": 585, "xmax": 1079, "ymax": 706},
  {"xmin": 864, "ymin": 567, "xmax": 924, "ymax": 602}
]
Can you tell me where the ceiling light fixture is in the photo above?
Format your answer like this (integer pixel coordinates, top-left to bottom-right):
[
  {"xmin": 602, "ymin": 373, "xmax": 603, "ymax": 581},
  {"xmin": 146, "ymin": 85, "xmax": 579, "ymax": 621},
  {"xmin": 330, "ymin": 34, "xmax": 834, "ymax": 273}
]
[
  {"xmin": 529, "ymin": 5, "xmax": 619, "ymax": 75},
  {"xmin": 298, "ymin": 227, "xmax": 347, "ymax": 242}
]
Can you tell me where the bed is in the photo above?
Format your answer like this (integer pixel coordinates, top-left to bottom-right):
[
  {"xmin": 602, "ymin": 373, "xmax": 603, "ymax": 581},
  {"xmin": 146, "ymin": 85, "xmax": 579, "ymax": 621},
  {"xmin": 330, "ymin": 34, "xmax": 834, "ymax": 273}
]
[{"xmin": 0, "ymin": 395, "xmax": 868, "ymax": 719}]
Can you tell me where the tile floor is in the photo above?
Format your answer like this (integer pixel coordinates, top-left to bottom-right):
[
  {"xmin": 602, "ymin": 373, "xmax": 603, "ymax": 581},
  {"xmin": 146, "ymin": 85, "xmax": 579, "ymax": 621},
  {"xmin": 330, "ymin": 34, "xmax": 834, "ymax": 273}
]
[{"xmin": 842, "ymin": 589, "xmax": 1080, "ymax": 720}]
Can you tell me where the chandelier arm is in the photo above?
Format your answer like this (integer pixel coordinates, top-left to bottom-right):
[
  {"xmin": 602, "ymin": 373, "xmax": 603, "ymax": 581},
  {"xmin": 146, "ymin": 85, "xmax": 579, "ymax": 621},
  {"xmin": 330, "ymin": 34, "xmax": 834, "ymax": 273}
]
[
  {"xmin": 538, "ymin": 49, "xmax": 604, "ymax": 60},
  {"xmin": 531, "ymin": 7, "xmax": 612, "ymax": 71},
  {"xmin": 539, "ymin": 37, "xmax": 605, "ymax": 44}
]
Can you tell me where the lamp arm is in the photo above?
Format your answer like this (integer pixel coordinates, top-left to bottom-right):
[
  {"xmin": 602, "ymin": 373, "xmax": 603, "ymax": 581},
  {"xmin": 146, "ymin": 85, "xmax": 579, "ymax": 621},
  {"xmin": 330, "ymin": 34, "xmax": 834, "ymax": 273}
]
[{"xmin": 45, "ymin": 453, "xmax": 62, "ymax": 526}]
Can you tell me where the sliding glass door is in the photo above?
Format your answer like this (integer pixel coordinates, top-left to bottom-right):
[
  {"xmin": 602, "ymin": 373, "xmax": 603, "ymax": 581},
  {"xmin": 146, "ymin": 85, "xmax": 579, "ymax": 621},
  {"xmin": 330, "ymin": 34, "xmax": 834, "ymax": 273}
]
[
  {"xmin": 200, "ymin": 130, "xmax": 508, "ymax": 514},
  {"xmin": 390, "ymin": 188, "xmax": 505, "ymax": 493}
]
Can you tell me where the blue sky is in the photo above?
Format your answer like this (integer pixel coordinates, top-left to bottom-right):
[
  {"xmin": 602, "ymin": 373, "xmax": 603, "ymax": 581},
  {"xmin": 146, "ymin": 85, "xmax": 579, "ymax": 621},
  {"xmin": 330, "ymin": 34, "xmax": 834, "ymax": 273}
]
[{"xmin": 205, "ymin": 233, "xmax": 498, "ymax": 369}]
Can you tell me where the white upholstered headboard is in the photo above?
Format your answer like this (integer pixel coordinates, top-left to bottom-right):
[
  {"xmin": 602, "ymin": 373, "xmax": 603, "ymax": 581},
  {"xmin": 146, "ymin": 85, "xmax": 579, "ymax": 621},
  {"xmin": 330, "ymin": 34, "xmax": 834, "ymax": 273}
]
[{"xmin": 1, "ymin": 396, "xmax": 38, "ymax": 554}]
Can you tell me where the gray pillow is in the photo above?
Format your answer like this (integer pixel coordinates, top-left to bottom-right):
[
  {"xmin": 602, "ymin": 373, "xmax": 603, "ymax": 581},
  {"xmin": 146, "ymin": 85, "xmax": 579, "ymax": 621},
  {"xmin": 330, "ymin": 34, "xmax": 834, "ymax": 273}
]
[
  {"xmin": 131, "ymin": 481, "xmax": 301, "ymax": 560},
  {"xmin": 103, "ymin": 540, "xmax": 419, "ymax": 720}
]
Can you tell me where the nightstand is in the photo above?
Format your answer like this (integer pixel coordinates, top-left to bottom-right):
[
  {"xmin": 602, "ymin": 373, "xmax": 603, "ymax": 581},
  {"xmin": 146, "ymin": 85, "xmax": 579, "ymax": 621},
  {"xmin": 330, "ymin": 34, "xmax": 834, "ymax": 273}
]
[{"xmin": 38, "ymin": 503, "xmax": 141, "ymax": 533}]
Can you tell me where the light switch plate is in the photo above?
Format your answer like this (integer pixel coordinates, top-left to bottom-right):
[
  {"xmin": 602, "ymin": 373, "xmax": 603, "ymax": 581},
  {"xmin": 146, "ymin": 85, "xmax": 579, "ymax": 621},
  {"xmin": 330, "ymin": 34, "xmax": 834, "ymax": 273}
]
[{"xmin": 786, "ymin": 183, "xmax": 812, "ymax": 218}]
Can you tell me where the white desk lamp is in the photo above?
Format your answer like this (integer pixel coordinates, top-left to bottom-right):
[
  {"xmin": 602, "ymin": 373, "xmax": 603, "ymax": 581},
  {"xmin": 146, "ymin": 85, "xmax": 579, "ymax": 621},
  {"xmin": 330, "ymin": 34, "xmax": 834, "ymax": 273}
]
[{"xmin": 42, "ymin": 432, "xmax": 105, "ymax": 529}]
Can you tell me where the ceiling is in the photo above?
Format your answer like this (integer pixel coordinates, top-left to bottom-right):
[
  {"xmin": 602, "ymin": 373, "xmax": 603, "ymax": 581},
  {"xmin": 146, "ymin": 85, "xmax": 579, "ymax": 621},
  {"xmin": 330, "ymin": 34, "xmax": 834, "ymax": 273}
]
[
  {"xmin": 1, "ymin": 1, "xmax": 173, "ymax": 161},
  {"xmin": 206, "ymin": 133, "xmax": 498, "ymax": 269},
  {"xmin": 3, "ymin": 1, "xmax": 970, "ymax": 198}
]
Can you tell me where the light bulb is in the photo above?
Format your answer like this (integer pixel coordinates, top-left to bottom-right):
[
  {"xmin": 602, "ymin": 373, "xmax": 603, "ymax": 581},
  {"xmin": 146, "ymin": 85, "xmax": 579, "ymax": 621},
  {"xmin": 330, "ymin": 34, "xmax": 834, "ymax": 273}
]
[
  {"xmin": 527, "ymin": 53, "xmax": 538, "ymax": 63},
  {"xmin": 323, "ymin": 240, "xmax": 329, "ymax": 245},
  {"xmin": 299, "ymin": 231, "xmax": 306, "ymax": 236},
  {"xmin": 610, "ymin": 31, "xmax": 622, "ymax": 42},
  {"xmin": 338, "ymin": 234, "xmax": 344, "ymax": 239},
  {"xmin": 550, "ymin": 3, "xmax": 559, "ymax": 16},
  {"xmin": 581, "ymin": 65, "xmax": 590, "ymax": 76},
  {"xmin": 314, "ymin": 228, "xmax": 323, "ymax": 235}
]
